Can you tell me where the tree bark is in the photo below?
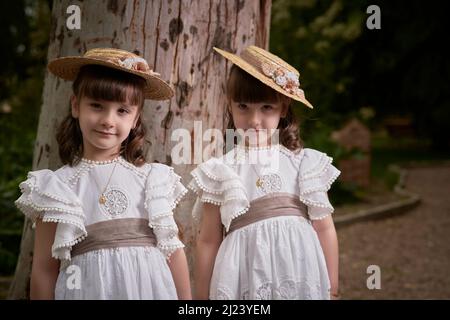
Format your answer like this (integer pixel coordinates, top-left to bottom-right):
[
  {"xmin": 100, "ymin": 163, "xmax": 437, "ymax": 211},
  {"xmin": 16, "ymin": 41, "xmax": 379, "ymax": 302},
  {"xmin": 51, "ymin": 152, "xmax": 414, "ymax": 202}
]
[{"xmin": 9, "ymin": 0, "xmax": 271, "ymax": 299}]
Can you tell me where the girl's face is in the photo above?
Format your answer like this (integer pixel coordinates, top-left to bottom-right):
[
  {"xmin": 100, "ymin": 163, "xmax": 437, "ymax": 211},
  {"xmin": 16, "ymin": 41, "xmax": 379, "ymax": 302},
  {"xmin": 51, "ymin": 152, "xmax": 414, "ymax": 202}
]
[
  {"xmin": 230, "ymin": 100, "xmax": 287, "ymax": 147},
  {"xmin": 71, "ymin": 95, "xmax": 140, "ymax": 161}
]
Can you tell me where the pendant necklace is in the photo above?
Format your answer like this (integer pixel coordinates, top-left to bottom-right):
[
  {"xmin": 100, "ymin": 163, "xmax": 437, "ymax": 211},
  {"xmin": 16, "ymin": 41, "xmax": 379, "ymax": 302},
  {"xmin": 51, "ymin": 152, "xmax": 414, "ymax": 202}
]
[{"xmin": 92, "ymin": 161, "xmax": 119, "ymax": 205}]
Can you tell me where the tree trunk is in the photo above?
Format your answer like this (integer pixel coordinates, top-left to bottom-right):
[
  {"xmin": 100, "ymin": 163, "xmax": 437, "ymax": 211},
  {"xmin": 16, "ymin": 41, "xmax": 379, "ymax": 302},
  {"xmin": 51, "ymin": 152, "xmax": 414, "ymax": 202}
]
[{"xmin": 9, "ymin": 0, "xmax": 271, "ymax": 299}]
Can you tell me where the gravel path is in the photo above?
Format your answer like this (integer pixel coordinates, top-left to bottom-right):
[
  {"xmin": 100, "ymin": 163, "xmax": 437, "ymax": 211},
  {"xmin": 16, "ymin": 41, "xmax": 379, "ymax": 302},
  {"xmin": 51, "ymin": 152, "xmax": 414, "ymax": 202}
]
[{"xmin": 338, "ymin": 166, "xmax": 450, "ymax": 299}]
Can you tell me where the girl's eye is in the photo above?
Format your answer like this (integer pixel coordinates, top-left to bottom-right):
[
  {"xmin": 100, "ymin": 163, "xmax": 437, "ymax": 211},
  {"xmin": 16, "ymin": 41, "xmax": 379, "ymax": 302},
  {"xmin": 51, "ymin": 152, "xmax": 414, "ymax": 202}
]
[
  {"xmin": 262, "ymin": 105, "xmax": 274, "ymax": 111},
  {"xmin": 90, "ymin": 103, "xmax": 102, "ymax": 109},
  {"xmin": 118, "ymin": 108, "xmax": 130, "ymax": 114},
  {"xmin": 238, "ymin": 103, "xmax": 247, "ymax": 110}
]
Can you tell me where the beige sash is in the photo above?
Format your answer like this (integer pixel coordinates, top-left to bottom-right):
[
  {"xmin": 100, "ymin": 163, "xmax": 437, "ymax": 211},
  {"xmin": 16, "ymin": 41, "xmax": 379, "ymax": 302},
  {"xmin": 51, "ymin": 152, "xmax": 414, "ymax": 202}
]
[
  {"xmin": 227, "ymin": 193, "xmax": 309, "ymax": 234},
  {"xmin": 71, "ymin": 218, "xmax": 156, "ymax": 257}
]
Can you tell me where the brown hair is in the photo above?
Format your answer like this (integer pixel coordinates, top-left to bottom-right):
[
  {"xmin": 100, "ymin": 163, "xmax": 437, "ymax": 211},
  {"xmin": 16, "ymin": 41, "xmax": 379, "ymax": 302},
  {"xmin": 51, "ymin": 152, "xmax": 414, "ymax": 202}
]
[
  {"xmin": 56, "ymin": 65, "xmax": 147, "ymax": 166},
  {"xmin": 225, "ymin": 65, "xmax": 303, "ymax": 151}
]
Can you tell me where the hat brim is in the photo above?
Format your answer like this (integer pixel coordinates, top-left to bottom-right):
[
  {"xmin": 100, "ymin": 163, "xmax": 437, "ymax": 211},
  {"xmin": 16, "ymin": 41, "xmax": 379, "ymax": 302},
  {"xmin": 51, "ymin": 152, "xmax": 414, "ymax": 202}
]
[
  {"xmin": 213, "ymin": 47, "xmax": 313, "ymax": 109},
  {"xmin": 48, "ymin": 56, "xmax": 174, "ymax": 101}
]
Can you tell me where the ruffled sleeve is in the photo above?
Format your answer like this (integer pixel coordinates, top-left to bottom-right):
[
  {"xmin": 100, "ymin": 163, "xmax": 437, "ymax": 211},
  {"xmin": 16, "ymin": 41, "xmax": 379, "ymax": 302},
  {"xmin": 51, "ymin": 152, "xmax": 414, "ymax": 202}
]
[
  {"xmin": 15, "ymin": 169, "xmax": 87, "ymax": 260},
  {"xmin": 144, "ymin": 163, "xmax": 188, "ymax": 259},
  {"xmin": 298, "ymin": 148, "xmax": 341, "ymax": 220},
  {"xmin": 188, "ymin": 158, "xmax": 250, "ymax": 232}
]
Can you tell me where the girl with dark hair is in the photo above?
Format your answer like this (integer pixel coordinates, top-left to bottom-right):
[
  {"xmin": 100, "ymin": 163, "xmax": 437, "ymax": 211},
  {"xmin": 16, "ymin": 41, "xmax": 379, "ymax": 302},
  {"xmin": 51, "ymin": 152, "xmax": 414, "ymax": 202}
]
[
  {"xmin": 190, "ymin": 46, "xmax": 340, "ymax": 300},
  {"xmin": 15, "ymin": 48, "xmax": 191, "ymax": 300}
]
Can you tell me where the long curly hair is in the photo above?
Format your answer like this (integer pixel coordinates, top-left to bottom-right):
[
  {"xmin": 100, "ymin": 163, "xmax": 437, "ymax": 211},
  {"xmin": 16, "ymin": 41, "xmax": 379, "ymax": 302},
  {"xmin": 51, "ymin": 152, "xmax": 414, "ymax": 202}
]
[
  {"xmin": 225, "ymin": 65, "xmax": 303, "ymax": 152},
  {"xmin": 56, "ymin": 65, "xmax": 147, "ymax": 166}
]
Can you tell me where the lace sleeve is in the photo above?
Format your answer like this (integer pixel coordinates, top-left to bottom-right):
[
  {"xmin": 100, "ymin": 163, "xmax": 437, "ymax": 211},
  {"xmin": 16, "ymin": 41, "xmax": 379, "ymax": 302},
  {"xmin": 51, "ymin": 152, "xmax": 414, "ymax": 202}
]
[
  {"xmin": 298, "ymin": 149, "xmax": 341, "ymax": 220},
  {"xmin": 144, "ymin": 163, "xmax": 188, "ymax": 259},
  {"xmin": 15, "ymin": 169, "xmax": 87, "ymax": 260},
  {"xmin": 188, "ymin": 158, "xmax": 249, "ymax": 231}
]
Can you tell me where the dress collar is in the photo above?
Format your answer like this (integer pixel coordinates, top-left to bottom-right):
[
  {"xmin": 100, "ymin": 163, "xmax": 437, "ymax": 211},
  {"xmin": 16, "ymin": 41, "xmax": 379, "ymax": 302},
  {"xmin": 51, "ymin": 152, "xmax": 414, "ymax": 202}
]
[{"xmin": 80, "ymin": 156, "xmax": 121, "ymax": 165}]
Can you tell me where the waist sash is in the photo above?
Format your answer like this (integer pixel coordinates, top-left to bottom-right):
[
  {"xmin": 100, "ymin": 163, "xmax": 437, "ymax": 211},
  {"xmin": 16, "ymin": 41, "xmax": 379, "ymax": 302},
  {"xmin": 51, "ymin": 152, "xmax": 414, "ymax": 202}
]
[
  {"xmin": 227, "ymin": 193, "xmax": 309, "ymax": 234},
  {"xmin": 71, "ymin": 218, "xmax": 156, "ymax": 257}
]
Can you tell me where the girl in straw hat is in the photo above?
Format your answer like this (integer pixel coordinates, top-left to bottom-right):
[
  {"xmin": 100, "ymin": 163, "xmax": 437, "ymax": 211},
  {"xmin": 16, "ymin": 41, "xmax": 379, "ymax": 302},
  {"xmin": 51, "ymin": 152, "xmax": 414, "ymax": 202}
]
[
  {"xmin": 189, "ymin": 46, "xmax": 340, "ymax": 300},
  {"xmin": 15, "ymin": 48, "xmax": 191, "ymax": 299}
]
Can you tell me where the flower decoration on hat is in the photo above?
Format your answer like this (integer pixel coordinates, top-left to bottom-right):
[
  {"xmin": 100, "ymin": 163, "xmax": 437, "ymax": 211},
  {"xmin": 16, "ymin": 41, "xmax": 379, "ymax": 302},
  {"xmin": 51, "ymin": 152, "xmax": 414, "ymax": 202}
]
[
  {"xmin": 261, "ymin": 62, "xmax": 305, "ymax": 99},
  {"xmin": 113, "ymin": 56, "xmax": 161, "ymax": 76}
]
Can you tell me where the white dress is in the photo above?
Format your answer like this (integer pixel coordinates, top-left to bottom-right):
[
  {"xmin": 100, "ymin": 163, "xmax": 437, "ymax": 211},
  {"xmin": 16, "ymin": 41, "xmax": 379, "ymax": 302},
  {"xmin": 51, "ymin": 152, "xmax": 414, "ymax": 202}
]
[
  {"xmin": 15, "ymin": 157, "xmax": 187, "ymax": 299},
  {"xmin": 189, "ymin": 145, "xmax": 341, "ymax": 300}
]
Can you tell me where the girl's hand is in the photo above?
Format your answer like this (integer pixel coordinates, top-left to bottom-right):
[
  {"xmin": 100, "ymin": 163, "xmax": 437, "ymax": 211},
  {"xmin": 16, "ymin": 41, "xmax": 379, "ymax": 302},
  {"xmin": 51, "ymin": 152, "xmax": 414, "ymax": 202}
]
[{"xmin": 330, "ymin": 291, "xmax": 341, "ymax": 300}]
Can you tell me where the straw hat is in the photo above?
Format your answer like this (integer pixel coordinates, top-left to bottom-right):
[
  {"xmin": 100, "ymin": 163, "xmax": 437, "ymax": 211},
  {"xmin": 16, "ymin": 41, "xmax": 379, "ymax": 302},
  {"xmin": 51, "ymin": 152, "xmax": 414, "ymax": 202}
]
[
  {"xmin": 47, "ymin": 48, "xmax": 174, "ymax": 100},
  {"xmin": 213, "ymin": 46, "xmax": 313, "ymax": 109}
]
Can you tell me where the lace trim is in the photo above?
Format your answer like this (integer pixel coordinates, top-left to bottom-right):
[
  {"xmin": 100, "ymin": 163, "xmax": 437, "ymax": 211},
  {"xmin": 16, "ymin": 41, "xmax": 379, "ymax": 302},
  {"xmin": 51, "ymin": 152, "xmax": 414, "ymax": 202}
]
[
  {"xmin": 189, "ymin": 163, "xmax": 250, "ymax": 230},
  {"xmin": 149, "ymin": 223, "xmax": 179, "ymax": 230},
  {"xmin": 144, "ymin": 164, "xmax": 187, "ymax": 223},
  {"xmin": 42, "ymin": 216, "xmax": 87, "ymax": 261},
  {"xmin": 191, "ymin": 169, "xmax": 226, "ymax": 191},
  {"xmin": 234, "ymin": 144, "xmax": 279, "ymax": 152},
  {"xmin": 145, "ymin": 167, "xmax": 186, "ymax": 260},
  {"xmin": 189, "ymin": 172, "xmax": 246, "ymax": 195},
  {"xmin": 146, "ymin": 174, "xmax": 183, "ymax": 198},
  {"xmin": 15, "ymin": 199, "xmax": 84, "ymax": 218},
  {"xmin": 52, "ymin": 233, "xmax": 87, "ymax": 261},
  {"xmin": 200, "ymin": 194, "xmax": 248, "ymax": 205},
  {"xmin": 300, "ymin": 153, "xmax": 332, "ymax": 180},
  {"xmin": 188, "ymin": 180, "xmax": 234, "ymax": 206},
  {"xmin": 145, "ymin": 188, "xmax": 187, "ymax": 220},
  {"xmin": 159, "ymin": 242, "xmax": 185, "ymax": 260},
  {"xmin": 150, "ymin": 212, "xmax": 175, "ymax": 220},
  {"xmin": 52, "ymin": 233, "xmax": 87, "ymax": 251},
  {"xmin": 171, "ymin": 187, "xmax": 188, "ymax": 209},
  {"xmin": 67, "ymin": 158, "xmax": 148, "ymax": 186},
  {"xmin": 224, "ymin": 205, "xmax": 250, "ymax": 232},
  {"xmin": 118, "ymin": 159, "xmax": 150, "ymax": 179},
  {"xmin": 80, "ymin": 157, "xmax": 120, "ymax": 165},
  {"xmin": 145, "ymin": 165, "xmax": 178, "ymax": 189},
  {"xmin": 300, "ymin": 167, "xmax": 341, "ymax": 195},
  {"xmin": 20, "ymin": 180, "xmax": 81, "ymax": 206},
  {"xmin": 198, "ymin": 198, "xmax": 222, "ymax": 206},
  {"xmin": 279, "ymin": 145, "xmax": 303, "ymax": 165},
  {"xmin": 214, "ymin": 278, "xmax": 328, "ymax": 300},
  {"xmin": 299, "ymin": 196, "xmax": 334, "ymax": 209},
  {"xmin": 189, "ymin": 177, "xmax": 250, "ymax": 231},
  {"xmin": 147, "ymin": 187, "xmax": 187, "ymax": 212},
  {"xmin": 42, "ymin": 216, "xmax": 85, "ymax": 231},
  {"xmin": 67, "ymin": 163, "xmax": 93, "ymax": 186},
  {"xmin": 197, "ymin": 163, "xmax": 226, "ymax": 181},
  {"xmin": 309, "ymin": 212, "xmax": 332, "ymax": 220}
]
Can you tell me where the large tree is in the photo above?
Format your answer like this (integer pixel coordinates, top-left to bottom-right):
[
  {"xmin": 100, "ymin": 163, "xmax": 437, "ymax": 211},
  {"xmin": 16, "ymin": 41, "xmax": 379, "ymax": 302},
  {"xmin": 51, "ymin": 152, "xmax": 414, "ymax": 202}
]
[{"xmin": 9, "ymin": 0, "xmax": 271, "ymax": 299}]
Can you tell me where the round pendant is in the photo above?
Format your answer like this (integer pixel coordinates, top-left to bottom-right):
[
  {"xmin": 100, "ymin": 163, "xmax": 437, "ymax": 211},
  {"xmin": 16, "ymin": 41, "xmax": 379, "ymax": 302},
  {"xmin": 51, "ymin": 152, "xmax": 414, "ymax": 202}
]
[
  {"xmin": 99, "ymin": 188, "xmax": 129, "ymax": 216},
  {"xmin": 257, "ymin": 174, "xmax": 282, "ymax": 194},
  {"xmin": 256, "ymin": 178, "xmax": 263, "ymax": 187},
  {"xmin": 99, "ymin": 195, "xmax": 107, "ymax": 205}
]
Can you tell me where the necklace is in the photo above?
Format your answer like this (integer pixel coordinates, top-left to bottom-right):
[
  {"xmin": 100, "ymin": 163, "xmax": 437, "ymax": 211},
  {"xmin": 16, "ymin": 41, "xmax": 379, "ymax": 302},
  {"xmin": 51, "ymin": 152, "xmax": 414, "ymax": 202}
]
[
  {"xmin": 91, "ymin": 161, "xmax": 119, "ymax": 205},
  {"xmin": 250, "ymin": 163, "xmax": 282, "ymax": 194},
  {"xmin": 248, "ymin": 148, "xmax": 271, "ymax": 188},
  {"xmin": 251, "ymin": 164, "xmax": 265, "ymax": 188}
]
